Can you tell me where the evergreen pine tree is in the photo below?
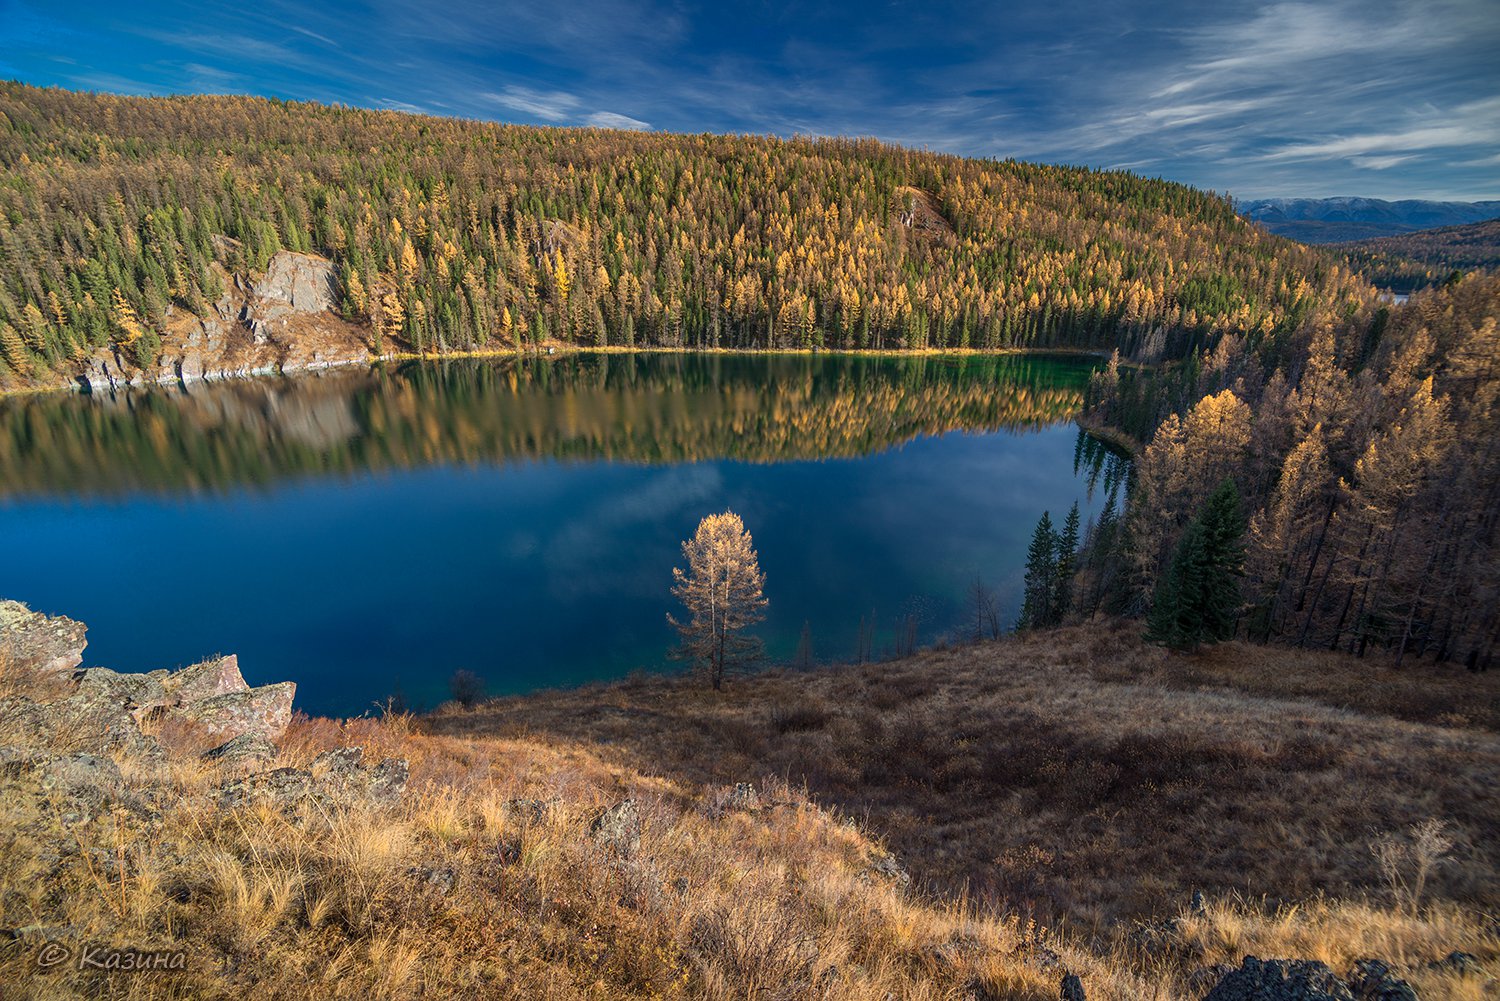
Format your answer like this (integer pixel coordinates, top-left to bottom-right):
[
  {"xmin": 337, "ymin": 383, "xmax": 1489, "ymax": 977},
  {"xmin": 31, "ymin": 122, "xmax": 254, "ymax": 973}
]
[
  {"xmin": 1052, "ymin": 502, "xmax": 1081, "ymax": 623},
  {"xmin": 1017, "ymin": 511, "xmax": 1057, "ymax": 630},
  {"xmin": 1146, "ymin": 479, "xmax": 1247, "ymax": 650}
]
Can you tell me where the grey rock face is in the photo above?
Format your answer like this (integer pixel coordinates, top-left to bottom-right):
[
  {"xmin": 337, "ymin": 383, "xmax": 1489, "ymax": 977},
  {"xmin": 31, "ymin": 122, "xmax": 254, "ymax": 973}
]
[
  {"xmin": 253, "ymin": 252, "xmax": 338, "ymax": 314},
  {"xmin": 163, "ymin": 655, "xmax": 250, "ymax": 703},
  {"xmin": 0, "ymin": 600, "xmax": 87, "ymax": 676},
  {"xmin": 1203, "ymin": 957, "xmax": 1356, "ymax": 1001},
  {"xmin": 591, "ymin": 799, "xmax": 642, "ymax": 858},
  {"xmin": 171, "ymin": 681, "xmax": 296, "ymax": 742}
]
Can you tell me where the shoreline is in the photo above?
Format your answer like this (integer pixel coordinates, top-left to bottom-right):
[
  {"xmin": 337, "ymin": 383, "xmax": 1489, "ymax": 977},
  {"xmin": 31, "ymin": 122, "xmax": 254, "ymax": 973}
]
[{"xmin": 0, "ymin": 343, "xmax": 1116, "ymax": 400}]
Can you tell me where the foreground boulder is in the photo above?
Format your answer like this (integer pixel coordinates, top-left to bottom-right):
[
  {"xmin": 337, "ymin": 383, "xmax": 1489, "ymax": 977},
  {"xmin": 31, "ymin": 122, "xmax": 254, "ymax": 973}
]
[
  {"xmin": 171, "ymin": 682, "xmax": 296, "ymax": 741},
  {"xmin": 1204, "ymin": 958, "xmax": 1354, "ymax": 1001},
  {"xmin": 0, "ymin": 600, "xmax": 87, "ymax": 676},
  {"xmin": 1203, "ymin": 956, "xmax": 1419, "ymax": 1001},
  {"xmin": 0, "ymin": 600, "xmax": 296, "ymax": 751}
]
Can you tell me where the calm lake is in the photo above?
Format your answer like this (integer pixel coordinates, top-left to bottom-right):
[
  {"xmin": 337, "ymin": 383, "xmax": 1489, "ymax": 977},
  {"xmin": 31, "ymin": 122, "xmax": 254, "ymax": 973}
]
[{"xmin": 0, "ymin": 352, "xmax": 1123, "ymax": 715}]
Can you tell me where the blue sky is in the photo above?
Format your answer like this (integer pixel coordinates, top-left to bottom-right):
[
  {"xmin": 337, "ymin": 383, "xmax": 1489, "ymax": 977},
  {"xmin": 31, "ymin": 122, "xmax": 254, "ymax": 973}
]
[{"xmin": 3, "ymin": 0, "xmax": 1498, "ymax": 200}]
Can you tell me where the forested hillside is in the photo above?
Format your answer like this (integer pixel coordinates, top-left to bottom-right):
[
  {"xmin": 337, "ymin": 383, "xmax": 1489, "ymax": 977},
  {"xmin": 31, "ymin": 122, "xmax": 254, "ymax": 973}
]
[
  {"xmin": 0, "ymin": 82, "xmax": 1373, "ymax": 388},
  {"xmin": 1337, "ymin": 218, "xmax": 1500, "ymax": 291}
]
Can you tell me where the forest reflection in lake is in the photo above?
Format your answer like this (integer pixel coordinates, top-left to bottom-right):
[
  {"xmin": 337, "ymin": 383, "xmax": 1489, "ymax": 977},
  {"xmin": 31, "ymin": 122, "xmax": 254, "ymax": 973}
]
[{"xmin": 0, "ymin": 352, "xmax": 1124, "ymax": 714}]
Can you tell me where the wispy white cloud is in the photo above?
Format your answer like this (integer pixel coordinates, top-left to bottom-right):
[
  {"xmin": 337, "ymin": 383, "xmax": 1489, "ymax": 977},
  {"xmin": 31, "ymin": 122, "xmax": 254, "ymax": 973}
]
[
  {"xmin": 1262, "ymin": 96, "xmax": 1500, "ymax": 161},
  {"xmin": 482, "ymin": 86, "xmax": 581, "ymax": 122},
  {"xmin": 6, "ymin": 0, "xmax": 1498, "ymax": 200},
  {"xmin": 585, "ymin": 111, "xmax": 651, "ymax": 131}
]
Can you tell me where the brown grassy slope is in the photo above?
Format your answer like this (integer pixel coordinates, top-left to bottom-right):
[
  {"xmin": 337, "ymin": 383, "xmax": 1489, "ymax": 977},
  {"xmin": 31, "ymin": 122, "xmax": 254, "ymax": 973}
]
[
  {"xmin": 425, "ymin": 621, "xmax": 1500, "ymax": 932},
  {"xmin": 3, "ymin": 637, "xmax": 1498, "ymax": 999}
]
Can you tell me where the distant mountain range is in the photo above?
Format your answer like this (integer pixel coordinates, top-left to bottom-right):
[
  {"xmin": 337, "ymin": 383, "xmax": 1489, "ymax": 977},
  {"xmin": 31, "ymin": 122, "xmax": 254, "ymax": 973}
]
[{"xmin": 1238, "ymin": 197, "xmax": 1500, "ymax": 243}]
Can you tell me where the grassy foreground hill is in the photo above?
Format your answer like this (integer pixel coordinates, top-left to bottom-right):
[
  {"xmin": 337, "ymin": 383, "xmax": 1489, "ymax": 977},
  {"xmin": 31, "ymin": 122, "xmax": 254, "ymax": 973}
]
[
  {"xmin": 0, "ymin": 82, "xmax": 1373, "ymax": 391},
  {"xmin": 5, "ymin": 610, "xmax": 1498, "ymax": 999}
]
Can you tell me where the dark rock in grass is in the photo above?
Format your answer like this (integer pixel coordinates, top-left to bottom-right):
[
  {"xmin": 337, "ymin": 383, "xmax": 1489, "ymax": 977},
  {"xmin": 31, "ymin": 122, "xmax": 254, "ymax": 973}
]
[
  {"xmin": 1203, "ymin": 957, "xmax": 1355, "ymax": 1001},
  {"xmin": 1345, "ymin": 959, "xmax": 1417, "ymax": 1001},
  {"xmin": 1060, "ymin": 973, "xmax": 1087, "ymax": 1001},
  {"xmin": 864, "ymin": 853, "xmax": 911, "ymax": 890},
  {"xmin": 591, "ymin": 798, "xmax": 641, "ymax": 858},
  {"xmin": 1427, "ymin": 950, "xmax": 1482, "ymax": 976},
  {"xmin": 201, "ymin": 733, "xmax": 278, "ymax": 769}
]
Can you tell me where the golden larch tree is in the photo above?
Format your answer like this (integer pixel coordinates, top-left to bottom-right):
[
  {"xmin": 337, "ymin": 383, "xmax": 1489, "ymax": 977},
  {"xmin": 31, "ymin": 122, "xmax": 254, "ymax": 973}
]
[{"xmin": 668, "ymin": 511, "xmax": 769, "ymax": 690}]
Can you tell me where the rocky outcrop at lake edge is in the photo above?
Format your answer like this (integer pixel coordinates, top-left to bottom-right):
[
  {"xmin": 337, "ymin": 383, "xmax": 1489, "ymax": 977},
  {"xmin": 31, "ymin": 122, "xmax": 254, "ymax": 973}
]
[
  {"xmin": 0, "ymin": 598, "xmax": 407, "ymax": 822},
  {"xmin": 74, "ymin": 248, "xmax": 375, "ymax": 393}
]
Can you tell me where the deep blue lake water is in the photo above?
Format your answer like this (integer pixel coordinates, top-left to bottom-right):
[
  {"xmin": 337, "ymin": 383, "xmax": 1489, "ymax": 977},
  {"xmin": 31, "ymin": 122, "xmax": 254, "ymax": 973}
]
[{"xmin": 0, "ymin": 352, "xmax": 1122, "ymax": 715}]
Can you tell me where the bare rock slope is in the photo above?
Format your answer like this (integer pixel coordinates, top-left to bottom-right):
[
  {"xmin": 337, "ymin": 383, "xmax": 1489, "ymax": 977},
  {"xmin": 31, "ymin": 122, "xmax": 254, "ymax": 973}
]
[{"xmin": 78, "ymin": 249, "xmax": 374, "ymax": 391}]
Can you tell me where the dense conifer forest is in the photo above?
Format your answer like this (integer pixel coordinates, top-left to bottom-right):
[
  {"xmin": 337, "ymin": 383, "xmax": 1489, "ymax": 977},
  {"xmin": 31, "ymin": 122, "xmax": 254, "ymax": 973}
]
[
  {"xmin": 1081, "ymin": 271, "xmax": 1499, "ymax": 668},
  {"xmin": 0, "ymin": 82, "xmax": 1374, "ymax": 383}
]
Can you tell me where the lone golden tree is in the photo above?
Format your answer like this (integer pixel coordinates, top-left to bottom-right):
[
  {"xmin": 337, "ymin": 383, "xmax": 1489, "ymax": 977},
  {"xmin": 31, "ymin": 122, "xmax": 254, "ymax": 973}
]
[{"xmin": 668, "ymin": 511, "xmax": 769, "ymax": 690}]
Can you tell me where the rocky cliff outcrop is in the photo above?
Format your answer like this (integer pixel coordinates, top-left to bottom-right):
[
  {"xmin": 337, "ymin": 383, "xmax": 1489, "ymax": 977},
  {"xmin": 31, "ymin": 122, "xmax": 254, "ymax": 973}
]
[
  {"xmin": 0, "ymin": 599, "xmax": 407, "ymax": 830},
  {"xmin": 0, "ymin": 601, "xmax": 294, "ymax": 753},
  {"xmin": 76, "ymin": 249, "xmax": 374, "ymax": 392},
  {"xmin": 0, "ymin": 600, "xmax": 87, "ymax": 675}
]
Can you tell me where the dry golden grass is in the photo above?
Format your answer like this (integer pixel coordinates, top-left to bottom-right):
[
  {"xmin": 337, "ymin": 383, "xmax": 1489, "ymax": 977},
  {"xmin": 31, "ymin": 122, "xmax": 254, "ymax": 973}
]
[
  {"xmin": 1, "ymin": 623, "xmax": 1496, "ymax": 999},
  {"xmin": 428, "ymin": 622, "xmax": 1500, "ymax": 928}
]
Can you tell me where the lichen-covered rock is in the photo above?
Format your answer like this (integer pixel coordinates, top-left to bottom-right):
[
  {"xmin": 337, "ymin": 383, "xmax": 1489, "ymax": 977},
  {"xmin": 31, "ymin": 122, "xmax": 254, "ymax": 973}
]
[
  {"xmin": 1204, "ymin": 958, "xmax": 1355, "ymax": 1001},
  {"xmin": 201, "ymin": 733, "xmax": 278, "ymax": 769},
  {"xmin": 0, "ymin": 600, "xmax": 87, "ymax": 676},
  {"xmin": 0, "ymin": 746, "xmax": 131, "ymax": 824},
  {"xmin": 170, "ymin": 681, "xmax": 295, "ymax": 741},
  {"xmin": 73, "ymin": 667, "xmax": 171, "ymax": 720},
  {"xmin": 591, "ymin": 799, "xmax": 642, "ymax": 858},
  {"xmin": 163, "ymin": 655, "xmax": 249, "ymax": 703},
  {"xmin": 218, "ymin": 766, "xmax": 315, "ymax": 809}
]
